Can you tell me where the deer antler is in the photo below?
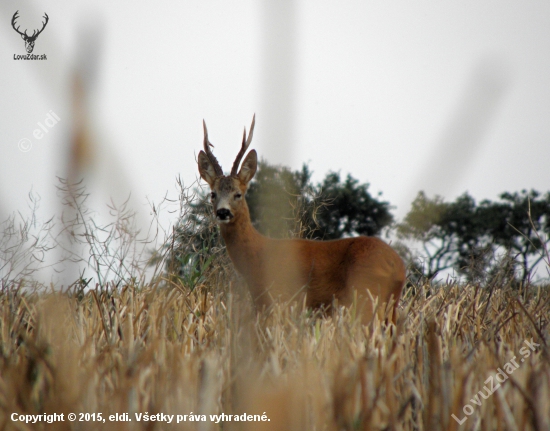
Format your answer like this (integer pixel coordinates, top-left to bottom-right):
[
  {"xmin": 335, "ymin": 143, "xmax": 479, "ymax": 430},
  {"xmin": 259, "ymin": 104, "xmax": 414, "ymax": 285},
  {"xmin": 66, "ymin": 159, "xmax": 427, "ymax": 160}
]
[
  {"xmin": 202, "ymin": 120, "xmax": 224, "ymax": 177},
  {"xmin": 11, "ymin": 11, "xmax": 26, "ymax": 37},
  {"xmin": 32, "ymin": 13, "xmax": 49, "ymax": 39},
  {"xmin": 231, "ymin": 114, "xmax": 255, "ymax": 176},
  {"xmin": 11, "ymin": 11, "xmax": 49, "ymax": 39}
]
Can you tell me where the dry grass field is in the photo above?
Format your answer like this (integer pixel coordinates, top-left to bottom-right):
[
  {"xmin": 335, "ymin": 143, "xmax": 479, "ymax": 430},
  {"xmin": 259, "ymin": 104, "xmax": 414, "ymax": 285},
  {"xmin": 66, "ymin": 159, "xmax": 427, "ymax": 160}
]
[
  {"xmin": 0, "ymin": 181, "xmax": 548, "ymax": 430},
  {"xmin": 1, "ymin": 277, "xmax": 549, "ymax": 430}
]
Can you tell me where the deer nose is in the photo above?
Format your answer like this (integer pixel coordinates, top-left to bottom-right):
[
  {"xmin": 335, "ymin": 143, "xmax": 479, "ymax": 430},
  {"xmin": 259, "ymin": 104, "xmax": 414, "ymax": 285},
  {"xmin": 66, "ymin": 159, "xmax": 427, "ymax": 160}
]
[{"xmin": 216, "ymin": 208, "xmax": 232, "ymax": 220}]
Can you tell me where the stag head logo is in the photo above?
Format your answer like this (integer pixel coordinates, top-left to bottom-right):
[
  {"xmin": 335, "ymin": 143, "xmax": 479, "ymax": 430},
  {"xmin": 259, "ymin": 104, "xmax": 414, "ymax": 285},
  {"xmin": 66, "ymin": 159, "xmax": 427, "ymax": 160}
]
[{"xmin": 11, "ymin": 11, "xmax": 49, "ymax": 54}]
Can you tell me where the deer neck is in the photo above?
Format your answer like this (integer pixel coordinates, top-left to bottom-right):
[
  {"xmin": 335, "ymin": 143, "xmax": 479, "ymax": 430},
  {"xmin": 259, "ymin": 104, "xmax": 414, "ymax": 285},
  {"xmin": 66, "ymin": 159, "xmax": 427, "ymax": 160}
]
[{"xmin": 219, "ymin": 204, "xmax": 266, "ymax": 283}]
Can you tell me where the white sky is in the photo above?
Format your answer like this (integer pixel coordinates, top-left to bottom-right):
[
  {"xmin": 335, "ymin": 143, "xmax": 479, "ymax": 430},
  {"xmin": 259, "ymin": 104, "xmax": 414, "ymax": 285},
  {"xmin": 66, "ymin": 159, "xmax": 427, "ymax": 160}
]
[{"xmin": 2, "ymin": 0, "xmax": 550, "ymax": 234}]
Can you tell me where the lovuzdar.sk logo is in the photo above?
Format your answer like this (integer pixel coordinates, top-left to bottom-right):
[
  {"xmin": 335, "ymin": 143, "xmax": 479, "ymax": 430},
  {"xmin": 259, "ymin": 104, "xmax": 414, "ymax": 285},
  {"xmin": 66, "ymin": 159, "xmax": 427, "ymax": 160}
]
[{"xmin": 12, "ymin": 10, "xmax": 49, "ymax": 60}]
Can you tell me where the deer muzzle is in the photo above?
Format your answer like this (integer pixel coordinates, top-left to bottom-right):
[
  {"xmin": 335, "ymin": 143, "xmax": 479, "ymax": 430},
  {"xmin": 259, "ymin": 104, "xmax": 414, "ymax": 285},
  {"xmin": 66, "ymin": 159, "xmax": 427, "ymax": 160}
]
[{"xmin": 216, "ymin": 208, "xmax": 233, "ymax": 223}]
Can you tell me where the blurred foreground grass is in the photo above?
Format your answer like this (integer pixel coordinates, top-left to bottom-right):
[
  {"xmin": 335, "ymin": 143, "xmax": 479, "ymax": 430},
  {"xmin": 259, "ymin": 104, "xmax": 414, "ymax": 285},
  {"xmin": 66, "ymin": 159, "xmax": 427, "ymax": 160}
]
[{"xmin": 0, "ymin": 280, "xmax": 548, "ymax": 431}]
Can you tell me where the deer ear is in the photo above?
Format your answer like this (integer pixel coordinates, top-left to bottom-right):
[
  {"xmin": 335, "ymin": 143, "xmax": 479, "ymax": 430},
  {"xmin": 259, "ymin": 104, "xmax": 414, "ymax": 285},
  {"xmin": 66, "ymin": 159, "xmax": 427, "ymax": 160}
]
[
  {"xmin": 237, "ymin": 150, "xmax": 257, "ymax": 185},
  {"xmin": 198, "ymin": 151, "xmax": 218, "ymax": 187}
]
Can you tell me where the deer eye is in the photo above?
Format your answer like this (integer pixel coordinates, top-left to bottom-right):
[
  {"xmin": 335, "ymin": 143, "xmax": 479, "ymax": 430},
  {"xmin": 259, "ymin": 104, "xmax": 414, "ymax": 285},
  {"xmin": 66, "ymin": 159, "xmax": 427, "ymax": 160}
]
[
  {"xmin": 211, "ymin": 192, "xmax": 217, "ymax": 199},
  {"xmin": 235, "ymin": 193, "xmax": 242, "ymax": 199}
]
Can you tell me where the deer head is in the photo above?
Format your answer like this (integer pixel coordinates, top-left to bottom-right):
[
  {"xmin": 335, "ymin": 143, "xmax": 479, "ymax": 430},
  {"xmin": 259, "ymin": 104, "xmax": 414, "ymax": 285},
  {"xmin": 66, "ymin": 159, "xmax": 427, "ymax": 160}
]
[
  {"xmin": 198, "ymin": 115, "xmax": 257, "ymax": 224},
  {"xmin": 12, "ymin": 11, "xmax": 49, "ymax": 54}
]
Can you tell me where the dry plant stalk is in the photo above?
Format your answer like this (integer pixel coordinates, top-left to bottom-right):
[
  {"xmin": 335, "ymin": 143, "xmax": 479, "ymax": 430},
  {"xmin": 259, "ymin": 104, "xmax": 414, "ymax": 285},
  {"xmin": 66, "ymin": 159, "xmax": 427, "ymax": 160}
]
[
  {"xmin": 1, "ymin": 176, "xmax": 549, "ymax": 431},
  {"xmin": 0, "ymin": 281, "xmax": 548, "ymax": 431}
]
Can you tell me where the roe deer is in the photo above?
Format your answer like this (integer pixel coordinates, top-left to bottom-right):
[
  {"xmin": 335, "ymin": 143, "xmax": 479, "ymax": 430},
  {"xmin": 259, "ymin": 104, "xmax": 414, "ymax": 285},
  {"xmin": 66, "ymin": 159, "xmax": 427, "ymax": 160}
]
[{"xmin": 197, "ymin": 116, "xmax": 406, "ymax": 324}]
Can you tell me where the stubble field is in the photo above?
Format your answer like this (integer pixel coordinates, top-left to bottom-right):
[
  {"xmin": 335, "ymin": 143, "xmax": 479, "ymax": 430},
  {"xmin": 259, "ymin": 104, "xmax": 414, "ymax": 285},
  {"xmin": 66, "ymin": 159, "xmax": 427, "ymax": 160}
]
[{"xmin": 1, "ymin": 277, "xmax": 548, "ymax": 430}]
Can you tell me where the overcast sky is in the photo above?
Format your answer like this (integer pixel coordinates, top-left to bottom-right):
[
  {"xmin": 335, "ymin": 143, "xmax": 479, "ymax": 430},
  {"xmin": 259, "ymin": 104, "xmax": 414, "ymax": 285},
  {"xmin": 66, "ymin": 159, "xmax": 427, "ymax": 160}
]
[{"xmin": 2, "ymin": 1, "xmax": 550, "ymax": 235}]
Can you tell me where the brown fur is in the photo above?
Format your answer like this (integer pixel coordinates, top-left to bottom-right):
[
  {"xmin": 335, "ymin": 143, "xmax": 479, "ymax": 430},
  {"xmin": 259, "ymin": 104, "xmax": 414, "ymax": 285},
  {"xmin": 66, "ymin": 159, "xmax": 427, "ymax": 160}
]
[{"xmin": 198, "ymin": 120, "xmax": 406, "ymax": 324}]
